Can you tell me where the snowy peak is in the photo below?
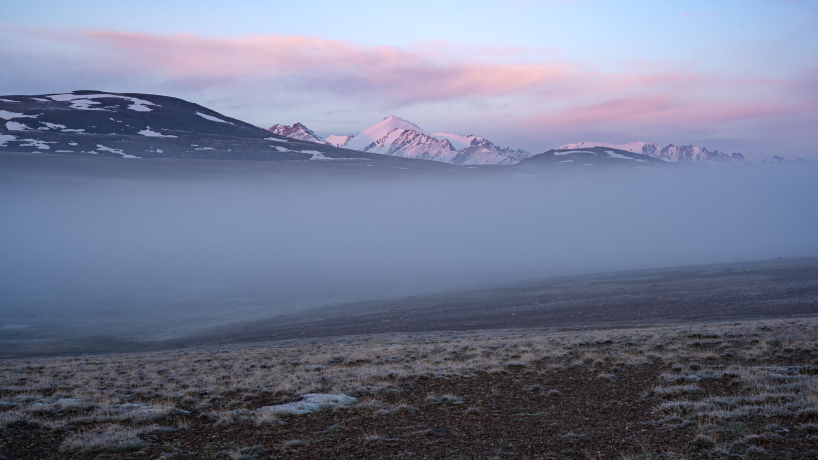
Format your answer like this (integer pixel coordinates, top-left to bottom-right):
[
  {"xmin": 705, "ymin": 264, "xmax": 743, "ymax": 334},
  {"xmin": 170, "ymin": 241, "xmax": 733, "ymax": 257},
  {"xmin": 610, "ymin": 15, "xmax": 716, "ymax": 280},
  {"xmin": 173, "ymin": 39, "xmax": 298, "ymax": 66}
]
[
  {"xmin": 433, "ymin": 132, "xmax": 481, "ymax": 150},
  {"xmin": 557, "ymin": 141, "xmax": 747, "ymax": 164},
  {"xmin": 344, "ymin": 115, "xmax": 430, "ymax": 151},
  {"xmin": 268, "ymin": 122, "xmax": 327, "ymax": 144},
  {"xmin": 325, "ymin": 134, "xmax": 353, "ymax": 147},
  {"xmin": 453, "ymin": 137, "xmax": 532, "ymax": 165}
]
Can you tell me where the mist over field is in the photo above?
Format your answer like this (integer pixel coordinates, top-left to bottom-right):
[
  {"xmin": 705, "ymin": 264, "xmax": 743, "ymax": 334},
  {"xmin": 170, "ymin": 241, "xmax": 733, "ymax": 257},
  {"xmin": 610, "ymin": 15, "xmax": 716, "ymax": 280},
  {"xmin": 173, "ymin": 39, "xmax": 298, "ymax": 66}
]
[{"xmin": 1, "ymin": 164, "xmax": 816, "ymax": 302}]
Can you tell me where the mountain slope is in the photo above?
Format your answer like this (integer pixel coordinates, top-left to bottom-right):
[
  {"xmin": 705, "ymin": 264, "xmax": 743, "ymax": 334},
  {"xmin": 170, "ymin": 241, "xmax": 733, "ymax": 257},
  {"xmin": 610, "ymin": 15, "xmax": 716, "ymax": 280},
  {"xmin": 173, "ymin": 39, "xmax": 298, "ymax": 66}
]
[
  {"xmin": 0, "ymin": 91, "xmax": 389, "ymax": 162},
  {"xmin": 325, "ymin": 134, "xmax": 354, "ymax": 147},
  {"xmin": 557, "ymin": 141, "xmax": 747, "ymax": 164},
  {"xmin": 268, "ymin": 123, "xmax": 328, "ymax": 144}
]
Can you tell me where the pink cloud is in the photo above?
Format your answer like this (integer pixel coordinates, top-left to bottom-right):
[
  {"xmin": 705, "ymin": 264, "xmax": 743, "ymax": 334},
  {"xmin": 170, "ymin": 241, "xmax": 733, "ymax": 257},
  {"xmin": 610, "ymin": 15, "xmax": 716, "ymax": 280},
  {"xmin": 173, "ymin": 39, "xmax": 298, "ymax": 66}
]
[
  {"xmin": 81, "ymin": 30, "xmax": 578, "ymax": 103},
  {"xmin": 1, "ymin": 25, "xmax": 816, "ymax": 154}
]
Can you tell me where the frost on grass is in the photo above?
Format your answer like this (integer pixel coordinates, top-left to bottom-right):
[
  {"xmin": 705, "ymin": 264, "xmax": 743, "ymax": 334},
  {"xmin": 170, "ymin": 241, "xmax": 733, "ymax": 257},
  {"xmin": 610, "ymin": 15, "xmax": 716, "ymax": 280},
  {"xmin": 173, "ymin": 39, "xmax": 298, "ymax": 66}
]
[
  {"xmin": 258, "ymin": 394, "xmax": 357, "ymax": 416},
  {"xmin": 60, "ymin": 425, "xmax": 145, "ymax": 453}
]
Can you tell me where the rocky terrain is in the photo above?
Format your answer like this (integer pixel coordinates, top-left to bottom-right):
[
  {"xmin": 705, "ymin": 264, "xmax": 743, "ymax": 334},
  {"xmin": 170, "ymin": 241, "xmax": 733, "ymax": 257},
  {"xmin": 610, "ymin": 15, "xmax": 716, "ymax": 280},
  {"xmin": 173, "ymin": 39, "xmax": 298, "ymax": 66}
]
[{"xmin": 2, "ymin": 316, "xmax": 817, "ymax": 459}]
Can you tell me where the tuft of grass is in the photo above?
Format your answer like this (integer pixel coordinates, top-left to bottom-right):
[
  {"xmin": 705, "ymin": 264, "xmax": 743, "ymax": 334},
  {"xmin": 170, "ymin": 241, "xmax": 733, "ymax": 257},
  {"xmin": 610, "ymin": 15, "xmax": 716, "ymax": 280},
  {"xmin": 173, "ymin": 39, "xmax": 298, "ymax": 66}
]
[
  {"xmin": 691, "ymin": 434, "xmax": 716, "ymax": 447},
  {"xmin": 424, "ymin": 394, "xmax": 463, "ymax": 405},
  {"xmin": 59, "ymin": 425, "xmax": 145, "ymax": 453},
  {"xmin": 281, "ymin": 439, "xmax": 307, "ymax": 451},
  {"xmin": 465, "ymin": 406, "xmax": 482, "ymax": 415}
]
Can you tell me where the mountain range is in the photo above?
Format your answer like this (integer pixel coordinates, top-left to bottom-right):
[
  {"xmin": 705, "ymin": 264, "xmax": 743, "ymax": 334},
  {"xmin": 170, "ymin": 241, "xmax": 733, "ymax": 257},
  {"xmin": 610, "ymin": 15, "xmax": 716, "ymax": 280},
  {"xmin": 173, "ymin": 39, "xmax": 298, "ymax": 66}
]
[
  {"xmin": 269, "ymin": 119, "xmax": 760, "ymax": 166},
  {"xmin": 557, "ymin": 141, "xmax": 748, "ymax": 164},
  {"xmin": 269, "ymin": 116, "xmax": 531, "ymax": 166},
  {"xmin": 1, "ymin": 90, "xmax": 801, "ymax": 167}
]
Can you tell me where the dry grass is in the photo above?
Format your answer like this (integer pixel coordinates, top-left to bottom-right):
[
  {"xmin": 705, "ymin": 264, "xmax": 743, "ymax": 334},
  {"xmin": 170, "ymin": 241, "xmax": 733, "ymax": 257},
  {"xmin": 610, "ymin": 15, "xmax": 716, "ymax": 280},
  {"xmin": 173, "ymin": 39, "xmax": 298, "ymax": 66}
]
[
  {"xmin": 59, "ymin": 424, "xmax": 145, "ymax": 453},
  {"xmin": 1, "ymin": 316, "xmax": 817, "ymax": 455}
]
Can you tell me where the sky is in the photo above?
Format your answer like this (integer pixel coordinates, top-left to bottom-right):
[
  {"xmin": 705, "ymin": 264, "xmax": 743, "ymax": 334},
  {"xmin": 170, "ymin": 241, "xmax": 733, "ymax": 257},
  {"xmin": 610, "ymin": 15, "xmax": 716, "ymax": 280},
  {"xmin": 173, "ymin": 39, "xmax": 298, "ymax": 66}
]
[{"xmin": 1, "ymin": 0, "xmax": 817, "ymax": 159}]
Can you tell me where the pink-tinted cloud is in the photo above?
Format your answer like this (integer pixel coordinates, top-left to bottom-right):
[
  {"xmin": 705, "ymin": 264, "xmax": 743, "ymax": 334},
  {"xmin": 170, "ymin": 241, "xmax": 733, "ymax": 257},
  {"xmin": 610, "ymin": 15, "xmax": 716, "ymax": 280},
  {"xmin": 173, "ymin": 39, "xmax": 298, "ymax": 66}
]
[
  {"xmin": 81, "ymin": 30, "xmax": 578, "ymax": 103},
  {"xmin": 1, "ymin": 25, "xmax": 816, "ymax": 156}
]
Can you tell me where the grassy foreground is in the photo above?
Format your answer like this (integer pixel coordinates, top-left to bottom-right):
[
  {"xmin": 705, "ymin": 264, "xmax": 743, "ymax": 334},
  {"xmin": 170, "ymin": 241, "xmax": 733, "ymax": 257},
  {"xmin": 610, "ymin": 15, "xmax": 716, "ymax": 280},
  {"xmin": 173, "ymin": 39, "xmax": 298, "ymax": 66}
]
[{"xmin": 1, "ymin": 317, "xmax": 817, "ymax": 459}]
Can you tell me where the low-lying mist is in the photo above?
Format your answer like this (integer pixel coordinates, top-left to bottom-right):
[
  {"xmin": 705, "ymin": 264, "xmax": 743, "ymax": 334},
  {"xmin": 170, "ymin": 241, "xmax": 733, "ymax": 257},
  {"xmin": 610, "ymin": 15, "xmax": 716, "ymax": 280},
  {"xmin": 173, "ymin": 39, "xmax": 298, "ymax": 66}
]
[{"xmin": 1, "ymin": 162, "xmax": 816, "ymax": 346}]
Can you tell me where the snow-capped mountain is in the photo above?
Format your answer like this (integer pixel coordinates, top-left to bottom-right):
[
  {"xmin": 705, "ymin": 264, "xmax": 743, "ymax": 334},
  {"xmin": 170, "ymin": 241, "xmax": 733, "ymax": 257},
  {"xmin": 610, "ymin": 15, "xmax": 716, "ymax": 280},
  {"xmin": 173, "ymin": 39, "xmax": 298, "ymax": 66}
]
[
  {"xmin": 268, "ymin": 123, "xmax": 327, "ymax": 144},
  {"xmin": 326, "ymin": 115, "xmax": 531, "ymax": 165},
  {"xmin": 557, "ymin": 141, "xmax": 747, "ymax": 164}
]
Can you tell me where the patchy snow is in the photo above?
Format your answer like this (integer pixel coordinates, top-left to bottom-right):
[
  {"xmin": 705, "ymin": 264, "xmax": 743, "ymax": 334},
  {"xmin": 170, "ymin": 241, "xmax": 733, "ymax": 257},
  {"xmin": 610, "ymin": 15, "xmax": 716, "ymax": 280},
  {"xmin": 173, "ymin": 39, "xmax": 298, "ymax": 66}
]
[
  {"xmin": 49, "ymin": 93, "xmax": 157, "ymax": 112},
  {"xmin": 40, "ymin": 122, "xmax": 67, "ymax": 130},
  {"xmin": 96, "ymin": 144, "xmax": 140, "ymax": 159},
  {"xmin": 5, "ymin": 121, "xmax": 31, "ymax": 131},
  {"xmin": 19, "ymin": 139, "xmax": 54, "ymax": 150},
  {"xmin": 635, "ymin": 159, "xmax": 648, "ymax": 163},
  {"xmin": 61, "ymin": 128, "xmax": 86, "ymax": 133},
  {"xmin": 55, "ymin": 150, "xmax": 74, "ymax": 153},
  {"xmin": 196, "ymin": 112, "xmax": 233, "ymax": 124},
  {"xmin": 302, "ymin": 150, "xmax": 330, "ymax": 160},
  {"xmin": 68, "ymin": 142, "xmax": 78, "ymax": 146},
  {"xmin": 31, "ymin": 97, "xmax": 50, "ymax": 102},
  {"xmin": 194, "ymin": 147, "xmax": 214, "ymax": 150},
  {"xmin": 0, "ymin": 134, "xmax": 16, "ymax": 146},
  {"xmin": 138, "ymin": 127, "xmax": 177, "ymax": 138},
  {"xmin": 605, "ymin": 150, "xmax": 635, "ymax": 160},
  {"xmin": 558, "ymin": 159, "xmax": 574, "ymax": 163},
  {"xmin": 0, "ymin": 110, "xmax": 37, "ymax": 120},
  {"xmin": 0, "ymin": 98, "xmax": 19, "ymax": 103},
  {"xmin": 265, "ymin": 137, "xmax": 288, "ymax": 142},
  {"xmin": 555, "ymin": 150, "xmax": 595, "ymax": 156},
  {"xmin": 274, "ymin": 146, "xmax": 290, "ymax": 152}
]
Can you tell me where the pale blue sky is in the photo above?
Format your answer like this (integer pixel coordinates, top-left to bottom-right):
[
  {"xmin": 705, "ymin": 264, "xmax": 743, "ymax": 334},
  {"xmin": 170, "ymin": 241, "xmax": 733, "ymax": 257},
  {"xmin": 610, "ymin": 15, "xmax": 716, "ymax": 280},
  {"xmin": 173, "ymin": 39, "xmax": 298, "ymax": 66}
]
[{"xmin": 1, "ymin": 0, "xmax": 817, "ymax": 158}]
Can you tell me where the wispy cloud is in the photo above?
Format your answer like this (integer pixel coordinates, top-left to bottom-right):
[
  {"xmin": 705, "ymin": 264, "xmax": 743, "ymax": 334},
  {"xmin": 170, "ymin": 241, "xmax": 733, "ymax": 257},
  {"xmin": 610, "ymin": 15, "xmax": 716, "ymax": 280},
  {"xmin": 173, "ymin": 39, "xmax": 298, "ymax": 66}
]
[{"xmin": 0, "ymin": 26, "xmax": 816, "ymax": 156}]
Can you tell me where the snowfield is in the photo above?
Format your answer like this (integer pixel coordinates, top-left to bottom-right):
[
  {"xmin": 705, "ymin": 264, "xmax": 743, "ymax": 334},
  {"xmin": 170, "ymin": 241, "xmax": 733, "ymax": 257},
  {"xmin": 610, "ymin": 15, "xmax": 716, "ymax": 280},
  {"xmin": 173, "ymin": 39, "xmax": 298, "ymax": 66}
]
[
  {"xmin": 48, "ymin": 93, "xmax": 157, "ymax": 112},
  {"xmin": 196, "ymin": 112, "xmax": 233, "ymax": 124},
  {"xmin": 138, "ymin": 127, "xmax": 177, "ymax": 138}
]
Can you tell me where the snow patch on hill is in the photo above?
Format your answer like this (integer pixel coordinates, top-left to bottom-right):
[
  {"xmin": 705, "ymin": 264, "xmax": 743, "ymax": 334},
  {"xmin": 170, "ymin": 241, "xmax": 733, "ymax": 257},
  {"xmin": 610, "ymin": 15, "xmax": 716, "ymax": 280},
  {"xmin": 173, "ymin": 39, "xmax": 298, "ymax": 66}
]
[
  {"xmin": 138, "ymin": 127, "xmax": 177, "ymax": 138},
  {"xmin": 0, "ymin": 134, "xmax": 16, "ymax": 146},
  {"xmin": 49, "ymin": 93, "xmax": 157, "ymax": 112},
  {"xmin": 5, "ymin": 121, "xmax": 31, "ymax": 131},
  {"xmin": 0, "ymin": 110, "xmax": 37, "ymax": 120},
  {"xmin": 196, "ymin": 112, "xmax": 233, "ymax": 124}
]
